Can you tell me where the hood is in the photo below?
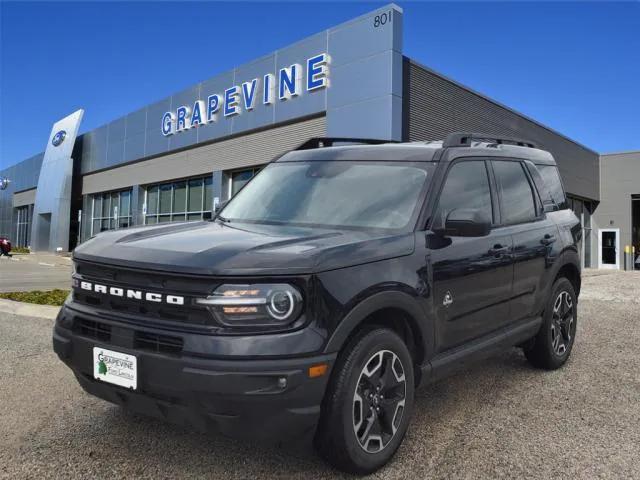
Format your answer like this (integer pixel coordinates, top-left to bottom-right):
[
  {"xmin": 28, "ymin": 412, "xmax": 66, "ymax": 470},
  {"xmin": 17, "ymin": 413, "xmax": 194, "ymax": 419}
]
[{"xmin": 73, "ymin": 221, "xmax": 415, "ymax": 276}]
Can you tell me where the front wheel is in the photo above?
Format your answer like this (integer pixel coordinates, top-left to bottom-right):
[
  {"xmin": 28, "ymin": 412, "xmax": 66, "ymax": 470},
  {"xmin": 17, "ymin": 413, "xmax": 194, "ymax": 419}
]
[
  {"xmin": 314, "ymin": 327, "xmax": 414, "ymax": 474},
  {"xmin": 525, "ymin": 277, "xmax": 578, "ymax": 370}
]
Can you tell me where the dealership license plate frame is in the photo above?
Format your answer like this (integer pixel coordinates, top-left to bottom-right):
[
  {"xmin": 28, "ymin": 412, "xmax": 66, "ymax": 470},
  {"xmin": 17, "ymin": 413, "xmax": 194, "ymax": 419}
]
[{"xmin": 93, "ymin": 346, "xmax": 137, "ymax": 390}]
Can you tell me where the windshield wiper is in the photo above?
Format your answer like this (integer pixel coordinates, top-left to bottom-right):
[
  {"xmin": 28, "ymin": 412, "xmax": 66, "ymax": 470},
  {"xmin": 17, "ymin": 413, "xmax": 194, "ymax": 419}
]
[{"xmin": 216, "ymin": 215, "xmax": 231, "ymax": 223}]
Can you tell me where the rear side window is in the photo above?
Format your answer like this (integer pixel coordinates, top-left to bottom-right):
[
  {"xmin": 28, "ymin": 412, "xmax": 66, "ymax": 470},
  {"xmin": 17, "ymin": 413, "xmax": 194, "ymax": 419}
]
[
  {"xmin": 432, "ymin": 160, "xmax": 493, "ymax": 230},
  {"xmin": 536, "ymin": 165, "xmax": 568, "ymax": 210},
  {"xmin": 492, "ymin": 160, "xmax": 538, "ymax": 225}
]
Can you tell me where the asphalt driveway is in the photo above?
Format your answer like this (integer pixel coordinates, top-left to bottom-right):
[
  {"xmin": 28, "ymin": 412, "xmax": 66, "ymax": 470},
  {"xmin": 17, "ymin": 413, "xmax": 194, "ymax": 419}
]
[
  {"xmin": 0, "ymin": 254, "xmax": 71, "ymax": 292},
  {"xmin": 0, "ymin": 270, "xmax": 638, "ymax": 479}
]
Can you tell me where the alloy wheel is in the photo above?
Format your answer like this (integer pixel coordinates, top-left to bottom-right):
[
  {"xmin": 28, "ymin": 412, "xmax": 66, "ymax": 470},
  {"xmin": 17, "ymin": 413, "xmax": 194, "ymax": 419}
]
[
  {"xmin": 551, "ymin": 290, "xmax": 574, "ymax": 356},
  {"xmin": 352, "ymin": 350, "xmax": 407, "ymax": 453}
]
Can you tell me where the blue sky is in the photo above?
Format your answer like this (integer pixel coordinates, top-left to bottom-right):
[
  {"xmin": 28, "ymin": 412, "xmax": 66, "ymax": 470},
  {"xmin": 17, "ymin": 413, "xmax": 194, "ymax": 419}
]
[{"xmin": 1, "ymin": 1, "xmax": 639, "ymax": 170}]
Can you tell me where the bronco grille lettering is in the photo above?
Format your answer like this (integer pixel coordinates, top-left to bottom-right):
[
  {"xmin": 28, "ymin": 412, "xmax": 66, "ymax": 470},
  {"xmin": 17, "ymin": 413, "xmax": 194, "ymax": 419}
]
[{"xmin": 76, "ymin": 280, "xmax": 184, "ymax": 305}]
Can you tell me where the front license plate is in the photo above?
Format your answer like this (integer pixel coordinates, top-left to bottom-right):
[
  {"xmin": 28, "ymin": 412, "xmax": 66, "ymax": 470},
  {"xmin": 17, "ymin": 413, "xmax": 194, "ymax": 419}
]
[{"xmin": 93, "ymin": 347, "xmax": 137, "ymax": 390}]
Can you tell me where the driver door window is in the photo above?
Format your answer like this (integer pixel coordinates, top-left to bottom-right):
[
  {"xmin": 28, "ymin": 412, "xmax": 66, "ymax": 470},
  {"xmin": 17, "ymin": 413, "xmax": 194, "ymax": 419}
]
[{"xmin": 432, "ymin": 160, "xmax": 493, "ymax": 231}]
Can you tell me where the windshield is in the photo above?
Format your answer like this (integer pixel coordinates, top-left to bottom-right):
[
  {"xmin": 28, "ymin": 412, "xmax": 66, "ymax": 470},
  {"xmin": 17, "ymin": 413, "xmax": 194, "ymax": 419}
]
[{"xmin": 220, "ymin": 161, "xmax": 434, "ymax": 231}]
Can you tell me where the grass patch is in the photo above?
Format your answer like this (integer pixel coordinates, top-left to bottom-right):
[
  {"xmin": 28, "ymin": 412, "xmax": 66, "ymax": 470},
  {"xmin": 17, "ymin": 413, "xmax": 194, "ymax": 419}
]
[
  {"xmin": 12, "ymin": 246, "xmax": 30, "ymax": 254},
  {"xmin": 0, "ymin": 289, "xmax": 69, "ymax": 306}
]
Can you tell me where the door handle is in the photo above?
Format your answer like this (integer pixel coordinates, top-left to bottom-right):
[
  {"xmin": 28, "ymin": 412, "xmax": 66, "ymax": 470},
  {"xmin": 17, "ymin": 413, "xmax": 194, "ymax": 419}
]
[
  {"xmin": 541, "ymin": 234, "xmax": 557, "ymax": 246},
  {"xmin": 489, "ymin": 244, "xmax": 509, "ymax": 256}
]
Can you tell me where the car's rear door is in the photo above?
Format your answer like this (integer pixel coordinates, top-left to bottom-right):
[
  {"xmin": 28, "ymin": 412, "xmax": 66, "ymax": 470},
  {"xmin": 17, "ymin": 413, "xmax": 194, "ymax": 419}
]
[{"xmin": 490, "ymin": 159, "xmax": 560, "ymax": 324}]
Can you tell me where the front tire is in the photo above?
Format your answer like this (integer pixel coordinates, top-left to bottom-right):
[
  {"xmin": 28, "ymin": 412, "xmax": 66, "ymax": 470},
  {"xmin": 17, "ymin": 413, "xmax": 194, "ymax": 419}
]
[
  {"xmin": 525, "ymin": 277, "xmax": 578, "ymax": 370},
  {"xmin": 314, "ymin": 327, "xmax": 415, "ymax": 475}
]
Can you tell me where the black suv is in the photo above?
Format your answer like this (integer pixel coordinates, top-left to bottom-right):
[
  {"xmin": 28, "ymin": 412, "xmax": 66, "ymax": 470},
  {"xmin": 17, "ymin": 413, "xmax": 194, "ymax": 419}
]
[{"xmin": 53, "ymin": 133, "xmax": 581, "ymax": 474}]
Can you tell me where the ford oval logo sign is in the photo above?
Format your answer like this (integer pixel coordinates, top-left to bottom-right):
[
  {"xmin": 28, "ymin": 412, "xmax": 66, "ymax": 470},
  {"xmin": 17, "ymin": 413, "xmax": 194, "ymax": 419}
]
[
  {"xmin": 52, "ymin": 130, "xmax": 67, "ymax": 147},
  {"xmin": 0, "ymin": 177, "xmax": 9, "ymax": 191}
]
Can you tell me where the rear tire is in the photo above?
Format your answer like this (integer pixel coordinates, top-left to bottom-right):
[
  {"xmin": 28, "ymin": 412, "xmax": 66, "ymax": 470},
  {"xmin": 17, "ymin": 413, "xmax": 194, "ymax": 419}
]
[
  {"xmin": 525, "ymin": 277, "xmax": 577, "ymax": 370},
  {"xmin": 314, "ymin": 327, "xmax": 414, "ymax": 474}
]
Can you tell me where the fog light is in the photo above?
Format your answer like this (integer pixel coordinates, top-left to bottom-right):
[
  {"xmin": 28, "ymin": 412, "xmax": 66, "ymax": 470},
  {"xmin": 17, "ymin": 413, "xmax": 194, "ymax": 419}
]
[{"xmin": 277, "ymin": 377, "xmax": 287, "ymax": 389}]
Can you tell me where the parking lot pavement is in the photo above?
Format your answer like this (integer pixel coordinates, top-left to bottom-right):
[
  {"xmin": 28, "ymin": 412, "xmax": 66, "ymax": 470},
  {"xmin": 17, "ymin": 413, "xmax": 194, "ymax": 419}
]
[
  {"xmin": 1, "ymin": 271, "xmax": 639, "ymax": 479},
  {"xmin": 0, "ymin": 254, "xmax": 71, "ymax": 292}
]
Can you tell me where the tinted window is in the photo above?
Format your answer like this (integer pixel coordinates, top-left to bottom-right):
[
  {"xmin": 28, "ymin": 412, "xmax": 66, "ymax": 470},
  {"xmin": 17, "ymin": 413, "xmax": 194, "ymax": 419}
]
[
  {"xmin": 433, "ymin": 161, "xmax": 492, "ymax": 230},
  {"xmin": 493, "ymin": 160, "xmax": 537, "ymax": 224},
  {"xmin": 537, "ymin": 165, "xmax": 568, "ymax": 209}
]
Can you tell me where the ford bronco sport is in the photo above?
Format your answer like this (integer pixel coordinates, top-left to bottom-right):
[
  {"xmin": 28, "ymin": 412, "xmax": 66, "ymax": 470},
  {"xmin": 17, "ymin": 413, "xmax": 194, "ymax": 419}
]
[{"xmin": 53, "ymin": 132, "xmax": 581, "ymax": 474}]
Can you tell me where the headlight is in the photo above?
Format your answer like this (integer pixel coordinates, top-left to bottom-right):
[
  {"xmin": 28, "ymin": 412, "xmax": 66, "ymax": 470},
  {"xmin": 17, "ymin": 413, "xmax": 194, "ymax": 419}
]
[{"xmin": 197, "ymin": 283, "xmax": 303, "ymax": 327}]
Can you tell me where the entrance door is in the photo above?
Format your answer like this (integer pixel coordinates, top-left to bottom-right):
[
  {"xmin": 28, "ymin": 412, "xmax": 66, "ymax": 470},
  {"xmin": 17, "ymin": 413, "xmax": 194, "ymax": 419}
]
[{"xmin": 599, "ymin": 229, "xmax": 620, "ymax": 269}]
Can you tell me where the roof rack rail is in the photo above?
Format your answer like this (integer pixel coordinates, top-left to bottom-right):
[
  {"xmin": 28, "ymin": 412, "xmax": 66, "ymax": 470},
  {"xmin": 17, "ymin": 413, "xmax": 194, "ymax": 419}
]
[
  {"xmin": 443, "ymin": 132, "xmax": 537, "ymax": 149},
  {"xmin": 295, "ymin": 137, "xmax": 393, "ymax": 150}
]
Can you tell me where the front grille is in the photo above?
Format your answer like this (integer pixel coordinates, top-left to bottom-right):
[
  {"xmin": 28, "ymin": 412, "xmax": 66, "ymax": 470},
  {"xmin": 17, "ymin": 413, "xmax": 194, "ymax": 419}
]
[
  {"xmin": 134, "ymin": 331, "xmax": 183, "ymax": 355},
  {"xmin": 73, "ymin": 291, "xmax": 213, "ymax": 327},
  {"xmin": 74, "ymin": 318, "xmax": 111, "ymax": 342},
  {"xmin": 75, "ymin": 261, "xmax": 215, "ymax": 294},
  {"xmin": 73, "ymin": 259, "xmax": 217, "ymax": 329}
]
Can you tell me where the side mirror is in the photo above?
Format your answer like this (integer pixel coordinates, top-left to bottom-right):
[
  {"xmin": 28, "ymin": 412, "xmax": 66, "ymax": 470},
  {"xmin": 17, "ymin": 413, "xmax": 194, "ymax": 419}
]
[{"xmin": 443, "ymin": 208, "xmax": 491, "ymax": 237}]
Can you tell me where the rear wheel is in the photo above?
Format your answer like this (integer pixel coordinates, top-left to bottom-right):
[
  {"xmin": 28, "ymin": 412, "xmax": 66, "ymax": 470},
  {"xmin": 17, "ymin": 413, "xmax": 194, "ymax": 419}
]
[
  {"xmin": 315, "ymin": 327, "xmax": 414, "ymax": 474},
  {"xmin": 525, "ymin": 277, "xmax": 577, "ymax": 370}
]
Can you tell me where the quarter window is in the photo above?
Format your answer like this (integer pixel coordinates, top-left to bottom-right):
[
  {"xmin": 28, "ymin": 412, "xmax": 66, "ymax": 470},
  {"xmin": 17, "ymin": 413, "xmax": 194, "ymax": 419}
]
[
  {"xmin": 432, "ymin": 161, "xmax": 493, "ymax": 230},
  {"xmin": 537, "ymin": 165, "xmax": 568, "ymax": 210},
  {"xmin": 493, "ymin": 161, "xmax": 538, "ymax": 225}
]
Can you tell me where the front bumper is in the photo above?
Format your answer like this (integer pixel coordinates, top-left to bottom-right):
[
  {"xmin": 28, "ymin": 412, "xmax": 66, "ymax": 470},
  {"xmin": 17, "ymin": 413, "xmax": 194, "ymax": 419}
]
[{"xmin": 53, "ymin": 305, "xmax": 335, "ymax": 442}]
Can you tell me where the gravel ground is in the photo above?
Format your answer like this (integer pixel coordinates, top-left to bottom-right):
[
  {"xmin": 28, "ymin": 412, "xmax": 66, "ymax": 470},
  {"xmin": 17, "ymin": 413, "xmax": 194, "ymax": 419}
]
[{"xmin": 1, "ymin": 271, "xmax": 639, "ymax": 479}]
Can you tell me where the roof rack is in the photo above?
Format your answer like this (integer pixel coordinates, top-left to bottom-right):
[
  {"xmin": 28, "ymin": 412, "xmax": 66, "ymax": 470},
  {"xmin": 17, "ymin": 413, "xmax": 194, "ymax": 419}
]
[
  {"xmin": 443, "ymin": 132, "xmax": 537, "ymax": 149},
  {"xmin": 295, "ymin": 137, "xmax": 393, "ymax": 150}
]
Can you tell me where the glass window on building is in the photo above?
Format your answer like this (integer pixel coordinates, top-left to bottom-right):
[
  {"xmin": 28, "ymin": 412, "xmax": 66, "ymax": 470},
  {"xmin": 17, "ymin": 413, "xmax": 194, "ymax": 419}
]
[
  {"xmin": 15, "ymin": 205, "xmax": 32, "ymax": 247},
  {"xmin": 144, "ymin": 176, "xmax": 213, "ymax": 225},
  {"xmin": 230, "ymin": 167, "xmax": 262, "ymax": 197},
  {"xmin": 90, "ymin": 189, "xmax": 133, "ymax": 236}
]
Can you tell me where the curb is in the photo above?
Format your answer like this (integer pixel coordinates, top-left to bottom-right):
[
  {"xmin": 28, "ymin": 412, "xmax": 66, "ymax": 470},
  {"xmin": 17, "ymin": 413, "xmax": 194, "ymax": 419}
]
[{"xmin": 0, "ymin": 298, "xmax": 61, "ymax": 320}]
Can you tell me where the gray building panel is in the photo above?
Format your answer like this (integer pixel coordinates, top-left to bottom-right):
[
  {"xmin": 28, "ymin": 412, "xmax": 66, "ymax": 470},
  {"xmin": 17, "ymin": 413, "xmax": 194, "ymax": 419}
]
[
  {"xmin": 272, "ymin": 31, "xmax": 327, "ymax": 124},
  {"xmin": 231, "ymin": 54, "xmax": 278, "ymax": 132},
  {"xmin": 107, "ymin": 117, "xmax": 126, "ymax": 143},
  {"xmin": 144, "ymin": 97, "xmax": 172, "ymax": 157},
  {"xmin": 593, "ymin": 151, "xmax": 640, "ymax": 267},
  {"xmin": 125, "ymin": 107, "xmax": 147, "ymax": 136},
  {"xmin": 328, "ymin": 5, "xmax": 401, "ymax": 68},
  {"xmin": 197, "ymin": 70, "xmax": 236, "ymax": 143},
  {"xmin": 106, "ymin": 138, "xmax": 125, "ymax": 167},
  {"xmin": 405, "ymin": 60, "xmax": 600, "ymax": 202},
  {"xmin": 124, "ymin": 131, "xmax": 146, "ymax": 163},
  {"xmin": 325, "ymin": 6, "xmax": 403, "ymax": 141},
  {"xmin": 168, "ymin": 84, "xmax": 200, "ymax": 151}
]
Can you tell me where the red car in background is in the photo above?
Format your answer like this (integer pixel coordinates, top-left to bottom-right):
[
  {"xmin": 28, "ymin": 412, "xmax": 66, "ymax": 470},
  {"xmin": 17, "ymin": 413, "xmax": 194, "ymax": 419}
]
[{"xmin": 0, "ymin": 237, "xmax": 12, "ymax": 257}]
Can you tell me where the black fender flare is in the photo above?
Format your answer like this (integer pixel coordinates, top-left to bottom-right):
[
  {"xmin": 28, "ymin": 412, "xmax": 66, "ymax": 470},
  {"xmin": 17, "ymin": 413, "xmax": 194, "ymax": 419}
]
[
  {"xmin": 554, "ymin": 248, "xmax": 582, "ymax": 292},
  {"xmin": 323, "ymin": 290, "xmax": 433, "ymax": 363}
]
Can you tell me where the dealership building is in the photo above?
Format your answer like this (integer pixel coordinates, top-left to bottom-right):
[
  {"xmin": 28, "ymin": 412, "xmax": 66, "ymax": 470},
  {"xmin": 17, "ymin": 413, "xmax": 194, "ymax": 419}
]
[{"xmin": 2, "ymin": 4, "xmax": 633, "ymax": 269}]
